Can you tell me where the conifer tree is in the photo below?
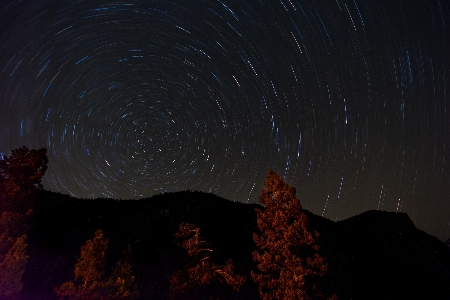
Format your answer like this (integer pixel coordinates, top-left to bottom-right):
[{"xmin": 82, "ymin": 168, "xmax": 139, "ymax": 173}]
[
  {"xmin": 0, "ymin": 211, "xmax": 28, "ymax": 255},
  {"xmin": 0, "ymin": 235, "xmax": 28, "ymax": 298},
  {"xmin": 75, "ymin": 230, "xmax": 108, "ymax": 286},
  {"xmin": 55, "ymin": 231, "xmax": 139, "ymax": 300},
  {"xmin": 170, "ymin": 222, "xmax": 245, "ymax": 300},
  {"xmin": 105, "ymin": 244, "xmax": 139, "ymax": 300},
  {"xmin": 55, "ymin": 230, "xmax": 109, "ymax": 299},
  {"xmin": 0, "ymin": 146, "xmax": 48, "ymax": 298},
  {"xmin": 252, "ymin": 169, "xmax": 329, "ymax": 300},
  {"xmin": 0, "ymin": 146, "xmax": 48, "ymax": 212}
]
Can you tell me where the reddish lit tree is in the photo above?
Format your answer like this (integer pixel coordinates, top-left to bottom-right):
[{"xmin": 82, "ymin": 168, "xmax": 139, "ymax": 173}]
[
  {"xmin": 0, "ymin": 211, "xmax": 30, "ymax": 297},
  {"xmin": 0, "ymin": 212, "xmax": 28, "ymax": 255},
  {"xmin": 0, "ymin": 235, "xmax": 28, "ymax": 298},
  {"xmin": 170, "ymin": 222, "xmax": 245, "ymax": 300},
  {"xmin": 55, "ymin": 229, "xmax": 109, "ymax": 299},
  {"xmin": 105, "ymin": 244, "xmax": 139, "ymax": 300},
  {"xmin": 55, "ymin": 230, "xmax": 139, "ymax": 300},
  {"xmin": 0, "ymin": 146, "xmax": 48, "ymax": 211},
  {"xmin": 0, "ymin": 147, "xmax": 48, "ymax": 298},
  {"xmin": 75, "ymin": 230, "xmax": 108, "ymax": 286},
  {"xmin": 252, "ymin": 169, "xmax": 329, "ymax": 300}
]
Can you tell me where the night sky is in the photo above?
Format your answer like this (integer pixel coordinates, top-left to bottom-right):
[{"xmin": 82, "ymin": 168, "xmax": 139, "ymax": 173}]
[{"xmin": 0, "ymin": 1, "xmax": 449, "ymax": 240}]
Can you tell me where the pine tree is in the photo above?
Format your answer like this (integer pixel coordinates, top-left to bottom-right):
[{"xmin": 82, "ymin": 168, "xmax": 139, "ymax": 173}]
[
  {"xmin": 0, "ymin": 235, "xmax": 28, "ymax": 298},
  {"xmin": 75, "ymin": 230, "xmax": 108, "ymax": 286},
  {"xmin": 55, "ymin": 231, "xmax": 139, "ymax": 300},
  {"xmin": 105, "ymin": 244, "xmax": 139, "ymax": 300},
  {"xmin": 0, "ymin": 146, "xmax": 47, "ymax": 299},
  {"xmin": 170, "ymin": 222, "xmax": 245, "ymax": 300},
  {"xmin": 252, "ymin": 169, "xmax": 329, "ymax": 300},
  {"xmin": 0, "ymin": 212, "xmax": 30, "ymax": 298},
  {"xmin": 0, "ymin": 146, "xmax": 48, "ymax": 212},
  {"xmin": 55, "ymin": 230, "xmax": 108, "ymax": 299},
  {"xmin": 0, "ymin": 211, "xmax": 28, "ymax": 256}
]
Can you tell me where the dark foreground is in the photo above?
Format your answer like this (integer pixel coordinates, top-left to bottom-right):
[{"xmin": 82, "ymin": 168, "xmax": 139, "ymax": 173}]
[{"xmin": 21, "ymin": 190, "xmax": 450, "ymax": 299}]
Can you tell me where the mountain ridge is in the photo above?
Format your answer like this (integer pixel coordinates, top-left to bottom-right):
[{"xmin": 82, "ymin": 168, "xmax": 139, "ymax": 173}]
[{"xmin": 20, "ymin": 190, "xmax": 450, "ymax": 299}]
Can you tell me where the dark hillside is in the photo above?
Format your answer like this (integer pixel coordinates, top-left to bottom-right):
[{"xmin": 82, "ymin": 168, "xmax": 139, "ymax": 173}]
[
  {"xmin": 24, "ymin": 190, "xmax": 260, "ymax": 300},
  {"xmin": 310, "ymin": 211, "xmax": 450, "ymax": 299},
  {"xmin": 21, "ymin": 190, "xmax": 450, "ymax": 299}
]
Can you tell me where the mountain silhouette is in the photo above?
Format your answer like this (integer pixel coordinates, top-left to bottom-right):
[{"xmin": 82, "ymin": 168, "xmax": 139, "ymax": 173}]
[{"xmin": 20, "ymin": 190, "xmax": 450, "ymax": 299}]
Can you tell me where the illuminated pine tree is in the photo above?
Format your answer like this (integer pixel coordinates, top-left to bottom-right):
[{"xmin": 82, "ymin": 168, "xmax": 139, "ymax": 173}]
[
  {"xmin": 252, "ymin": 169, "xmax": 330, "ymax": 300},
  {"xmin": 0, "ymin": 235, "xmax": 28, "ymax": 298},
  {"xmin": 0, "ymin": 213, "xmax": 29, "ymax": 299},
  {"xmin": 75, "ymin": 230, "xmax": 108, "ymax": 286},
  {"xmin": 0, "ymin": 212, "xmax": 28, "ymax": 256},
  {"xmin": 0, "ymin": 146, "xmax": 48, "ymax": 212},
  {"xmin": 0, "ymin": 146, "xmax": 47, "ymax": 299},
  {"xmin": 105, "ymin": 244, "xmax": 139, "ymax": 300},
  {"xmin": 55, "ymin": 231, "xmax": 139, "ymax": 300},
  {"xmin": 55, "ymin": 230, "xmax": 108, "ymax": 299},
  {"xmin": 170, "ymin": 222, "xmax": 245, "ymax": 300}
]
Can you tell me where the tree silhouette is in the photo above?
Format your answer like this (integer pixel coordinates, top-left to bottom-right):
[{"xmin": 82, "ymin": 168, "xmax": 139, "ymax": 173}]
[
  {"xmin": 252, "ymin": 169, "xmax": 330, "ymax": 300},
  {"xmin": 170, "ymin": 222, "xmax": 245, "ymax": 300},
  {"xmin": 55, "ymin": 230, "xmax": 139, "ymax": 300}
]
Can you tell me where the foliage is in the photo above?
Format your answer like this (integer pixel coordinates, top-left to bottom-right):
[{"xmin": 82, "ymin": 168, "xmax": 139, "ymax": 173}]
[
  {"xmin": 0, "ymin": 146, "xmax": 48, "ymax": 211},
  {"xmin": 105, "ymin": 244, "xmax": 139, "ymax": 300},
  {"xmin": 0, "ymin": 212, "xmax": 31, "ymax": 298},
  {"xmin": 76, "ymin": 230, "xmax": 108, "ymax": 286},
  {"xmin": 0, "ymin": 235, "xmax": 28, "ymax": 298},
  {"xmin": 0, "ymin": 146, "xmax": 47, "ymax": 298},
  {"xmin": 55, "ymin": 230, "xmax": 139, "ymax": 300},
  {"xmin": 170, "ymin": 222, "xmax": 245, "ymax": 300},
  {"xmin": 252, "ymin": 168, "xmax": 330, "ymax": 300},
  {"xmin": 0, "ymin": 211, "xmax": 29, "ymax": 256}
]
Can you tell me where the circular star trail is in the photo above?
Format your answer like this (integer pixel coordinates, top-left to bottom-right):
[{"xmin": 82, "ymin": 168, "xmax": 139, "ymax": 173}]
[{"xmin": 0, "ymin": 0, "xmax": 449, "ymax": 240}]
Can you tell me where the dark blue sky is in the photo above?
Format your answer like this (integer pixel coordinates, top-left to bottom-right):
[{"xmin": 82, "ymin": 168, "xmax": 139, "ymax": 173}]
[{"xmin": 0, "ymin": 0, "xmax": 448, "ymax": 240}]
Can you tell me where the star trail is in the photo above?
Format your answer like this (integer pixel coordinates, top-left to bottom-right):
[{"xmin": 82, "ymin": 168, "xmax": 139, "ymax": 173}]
[{"xmin": 0, "ymin": 0, "xmax": 448, "ymax": 240}]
